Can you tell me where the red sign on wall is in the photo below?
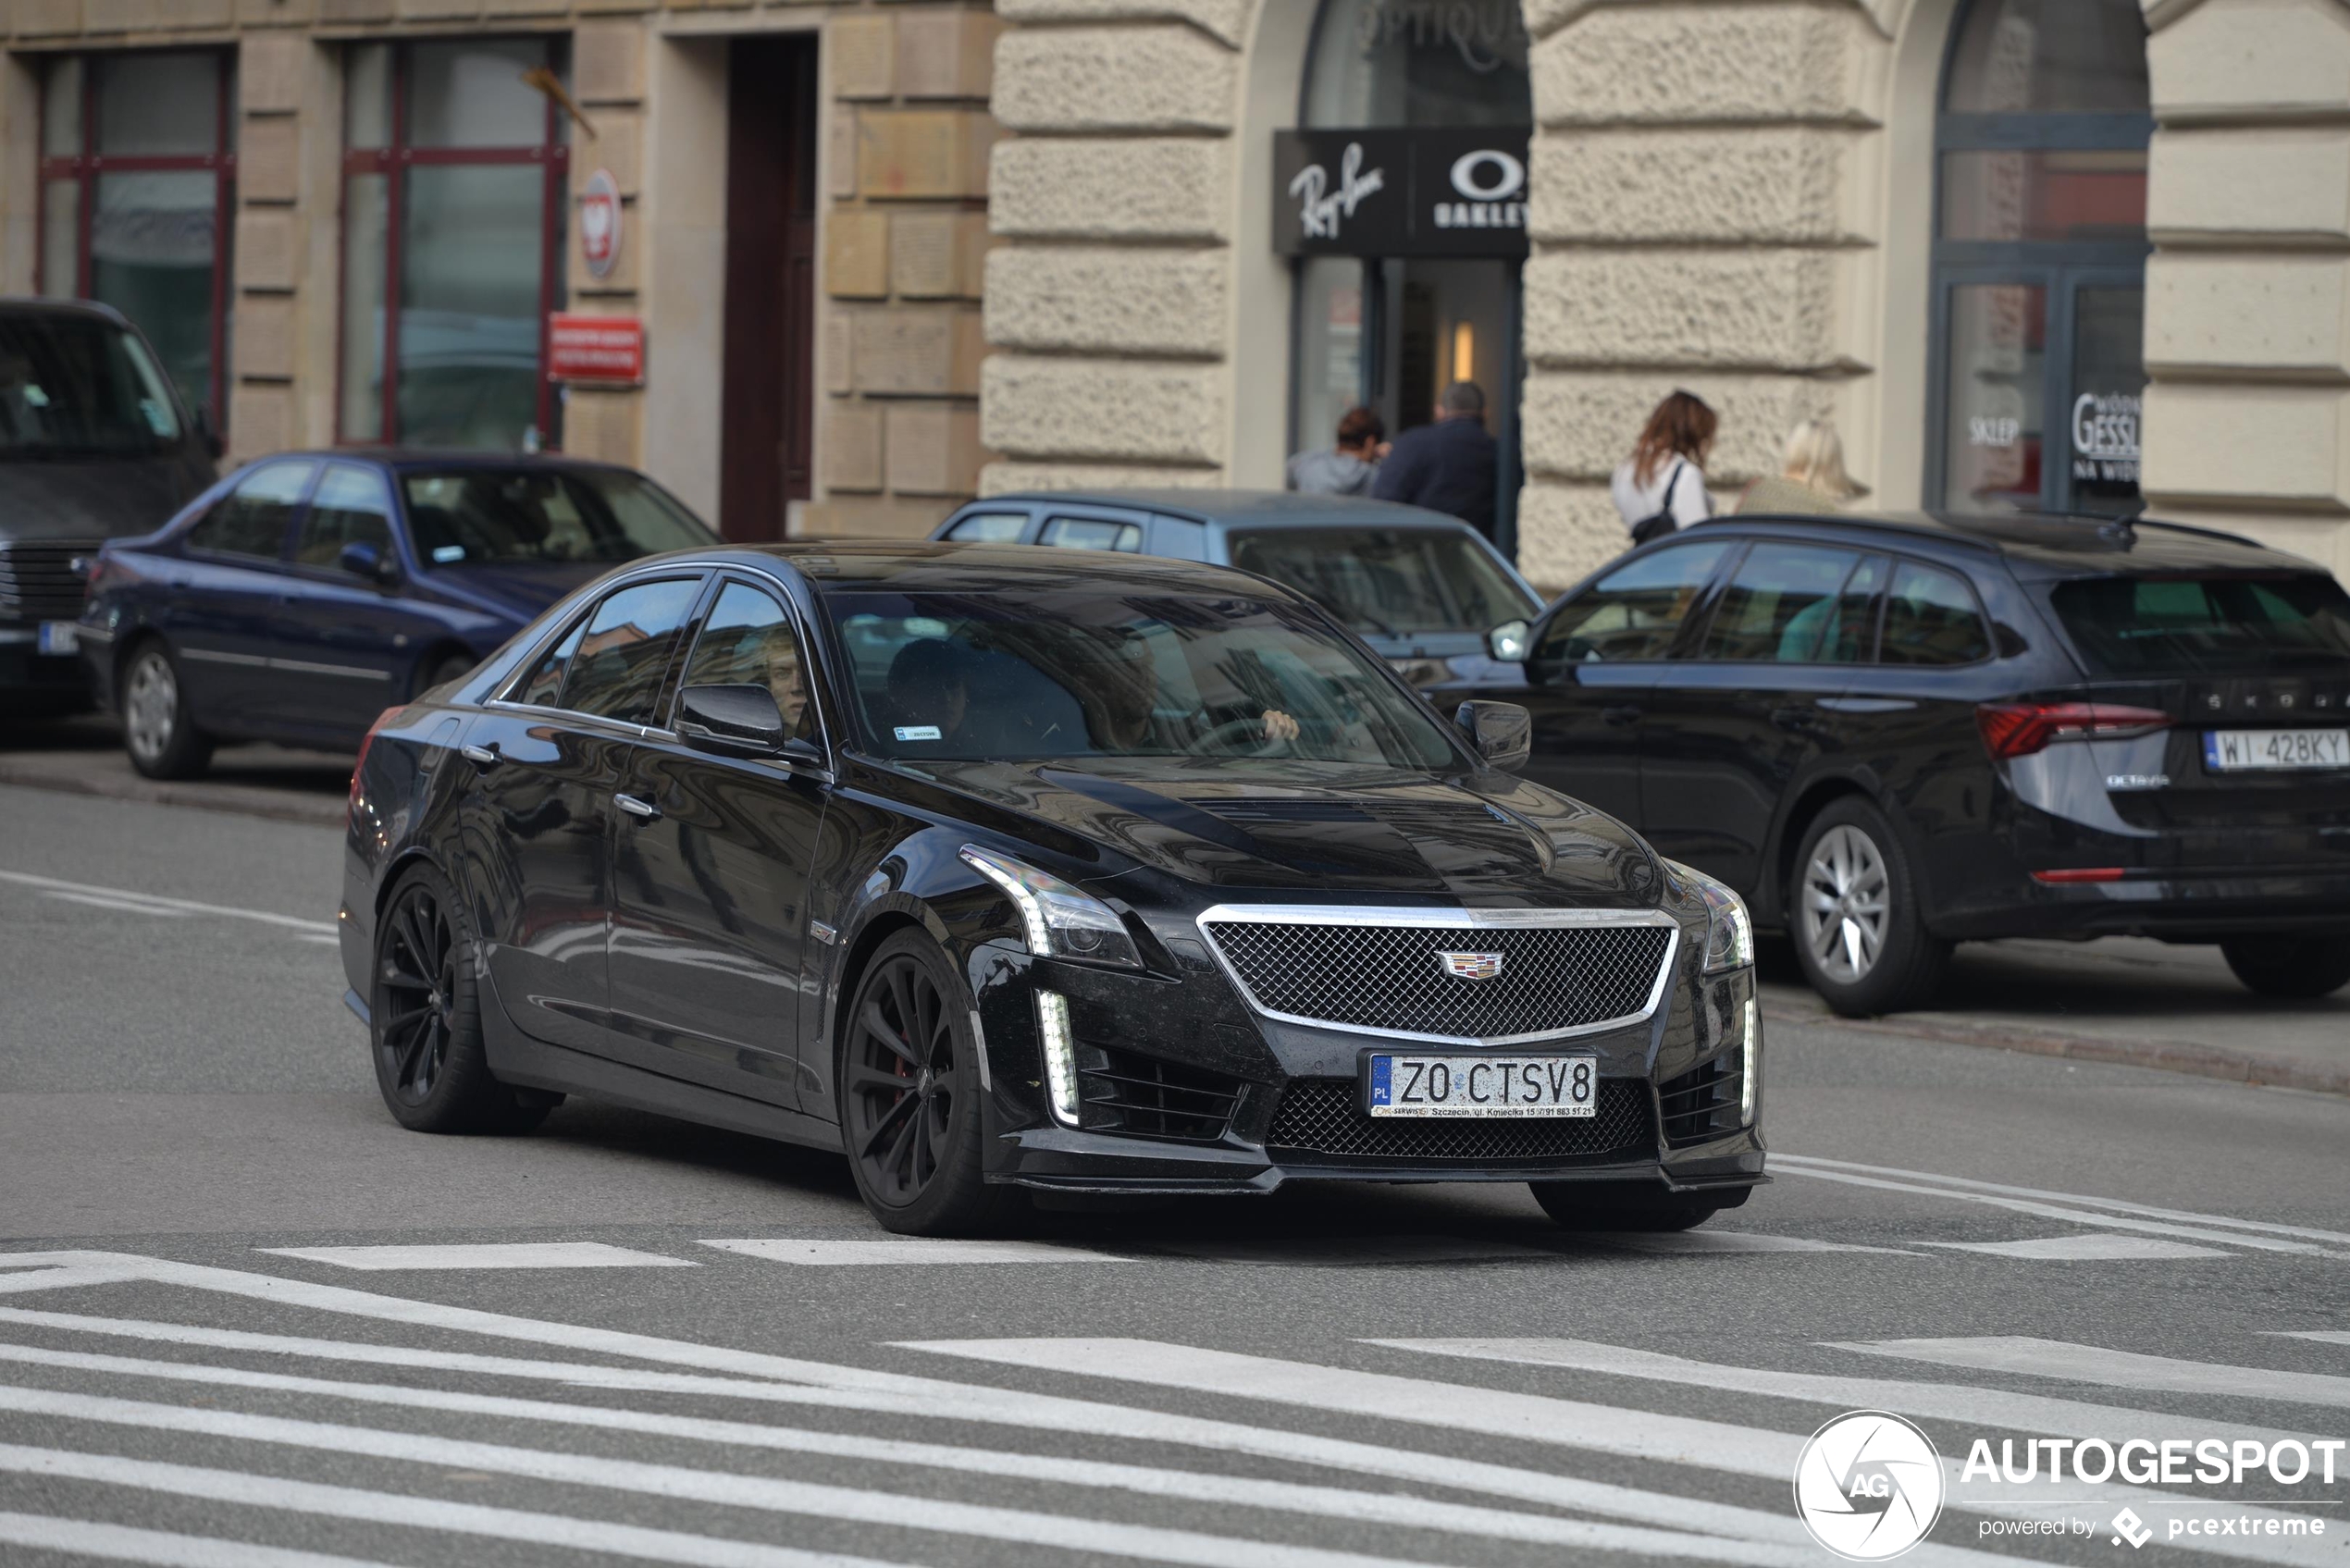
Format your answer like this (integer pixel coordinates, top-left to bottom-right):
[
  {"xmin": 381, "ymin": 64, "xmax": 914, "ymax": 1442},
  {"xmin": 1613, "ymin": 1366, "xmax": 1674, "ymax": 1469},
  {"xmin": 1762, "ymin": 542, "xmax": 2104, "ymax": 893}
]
[{"xmin": 548, "ymin": 313, "xmax": 644, "ymax": 385}]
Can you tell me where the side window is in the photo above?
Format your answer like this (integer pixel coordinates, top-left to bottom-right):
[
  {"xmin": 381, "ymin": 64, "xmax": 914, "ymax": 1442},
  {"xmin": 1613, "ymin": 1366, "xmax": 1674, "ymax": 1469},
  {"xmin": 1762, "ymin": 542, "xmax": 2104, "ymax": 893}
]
[
  {"xmin": 513, "ymin": 617, "xmax": 586, "ymax": 709},
  {"xmin": 674, "ymin": 580, "xmax": 816, "ymax": 742},
  {"xmin": 556, "ymin": 576, "xmax": 705, "ymax": 723},
  {"xmin": 1039, "ymin": 516, "xmax": 1143, "ymax": 552},
  {"xmin": 293, "ymin": 463, "xmax": 396, "ymax": 569},
  {"xmin": 1700, "ymin": 544, "xmax": 1862, "ymax": 663},
  {"xmin": 1534, "ymin": 540, "xmax": 1730, "ymax": 666},
  {"xmin": 1815, "ymin": 555, "xmax": 1887, "ymax": 664},
  {"xmin": 1881, "ymin": 561, "xmax": 1992, "ymax": 665},
  {"xmin": 945, "ymin": 512, "xmax": 1029, "ymax": 544},
  {"xmin": 187, "ymin": 460, "xmax": 317, "ymax": 561}
]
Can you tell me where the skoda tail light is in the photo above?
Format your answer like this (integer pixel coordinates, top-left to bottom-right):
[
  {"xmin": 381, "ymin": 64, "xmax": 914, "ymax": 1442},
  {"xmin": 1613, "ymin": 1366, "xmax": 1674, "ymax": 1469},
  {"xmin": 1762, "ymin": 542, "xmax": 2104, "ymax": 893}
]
[{"xmin": 1975, "ymin": 702, "xmax": 2172, "ymax": 760}]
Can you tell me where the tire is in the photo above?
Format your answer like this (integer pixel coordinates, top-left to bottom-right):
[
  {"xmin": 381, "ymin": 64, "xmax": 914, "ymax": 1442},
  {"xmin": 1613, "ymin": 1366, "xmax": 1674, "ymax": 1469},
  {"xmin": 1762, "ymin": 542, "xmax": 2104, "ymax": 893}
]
[
  {"xmin": 837, "ymin": 930, "xmax": 1020, "ymax": 1237},
  {"xmin": 371, "ymin": 863, "xmax": 554, "ymax": 1134},
  {"xmin": 1530, "ymin": 1180, "xmax": 1725, "ymax": 1233},
  {"xmin": 1788, "ymin": 796, "xmax": 1949, "ymax": 1016},
  {"xmin": 419, "ymin": 650, "xmax": 476, "ymax": 698},
  {"xmin": 2220, "ymin": 934, "xmax": 2350, "ymax": 999},
  {"xmin": 119, "ymin": 640, "xmax": 215, "ymax": 781}
]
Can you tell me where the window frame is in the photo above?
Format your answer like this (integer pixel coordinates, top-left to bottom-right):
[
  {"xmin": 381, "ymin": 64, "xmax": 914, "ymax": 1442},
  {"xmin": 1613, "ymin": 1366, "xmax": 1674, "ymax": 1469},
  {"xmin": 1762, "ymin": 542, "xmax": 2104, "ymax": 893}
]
[
  {"xmin": 1875, "ymin": 555, "xmax": 1999, "ymax": 670},
  {"xmin": 494, "ymin": 569, "xmax": 709, "ymax": 728},
  {"xmin": 662, "ymin": 571, "xmax": 835, "ymax": 759},
  {"xmin": 1688, "ymin": 540, "xmax": 1873, "ymax": 667},
  {"xmin": 336, "ymin": 38, "xmax": 571, "ymax": 449},
  {"xmin": 1924, "ymin": 0, "xmax": 2152, "ymax": 518},
  {"xmin": 36, "ymin": 48, "xmax": 237, "ymax": 435}
]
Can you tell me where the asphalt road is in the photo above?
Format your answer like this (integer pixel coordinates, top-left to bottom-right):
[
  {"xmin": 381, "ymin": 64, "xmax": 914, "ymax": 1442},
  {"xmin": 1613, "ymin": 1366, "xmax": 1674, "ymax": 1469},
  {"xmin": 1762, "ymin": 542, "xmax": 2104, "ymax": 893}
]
[{"xmin": 3, "ymin": 780, "xmax": 2348, "ymax": 1568}]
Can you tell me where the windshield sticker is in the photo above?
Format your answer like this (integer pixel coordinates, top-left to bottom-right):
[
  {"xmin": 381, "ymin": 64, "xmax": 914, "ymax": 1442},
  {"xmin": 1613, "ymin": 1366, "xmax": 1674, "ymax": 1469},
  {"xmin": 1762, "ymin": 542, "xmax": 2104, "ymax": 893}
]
[
  {"xmin": 431, "ymin": 545, "xmax": 466, "ymax": 563},
  {"xmin": 22, "ymin": 385, "xmax": 48, "ymax": 408},
  {"xmin": 138, "ymin": 398, "xmax": 170, "ymax": 435},
  {"xmin": 894, "ymin": 725, "xmax": 943, "ymax": 742}
]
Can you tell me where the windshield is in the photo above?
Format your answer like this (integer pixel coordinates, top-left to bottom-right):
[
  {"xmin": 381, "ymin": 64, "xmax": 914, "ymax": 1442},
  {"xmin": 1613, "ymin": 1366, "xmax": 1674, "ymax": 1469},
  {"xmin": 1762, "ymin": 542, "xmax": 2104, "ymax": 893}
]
[
  {"xmin": 825, "ymin": 589, "xmax": 1463, "ymax": 769},
  {"xmin": 2050, "ymin": 574, "xmax": 2350, "ymax": 675},
  {"xmin": 402, "ymin": 468, "xmax": 716, "ymax": 566},
  {"xmin": 1227, "ymin": 527, "xmax": 1536, "ymax": 638},
  {"xmin": 0, "ymin": 313, "xmax": 183, "ymax": 457}
]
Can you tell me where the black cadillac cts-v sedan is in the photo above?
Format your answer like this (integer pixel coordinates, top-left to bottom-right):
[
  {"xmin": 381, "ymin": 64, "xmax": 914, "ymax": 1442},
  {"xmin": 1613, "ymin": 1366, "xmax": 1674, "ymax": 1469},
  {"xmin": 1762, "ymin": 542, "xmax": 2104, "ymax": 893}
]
[{"xmin": 340, "ymin": 545, "xmax": 1762, "ymax": 1235}]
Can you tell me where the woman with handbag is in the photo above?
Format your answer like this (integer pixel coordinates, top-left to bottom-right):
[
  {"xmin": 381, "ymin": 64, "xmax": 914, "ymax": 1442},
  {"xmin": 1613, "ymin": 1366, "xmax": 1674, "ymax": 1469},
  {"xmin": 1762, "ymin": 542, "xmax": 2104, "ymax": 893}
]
[{"xmin": 1611, "ymin": 390, "xmax": 1718, "ymax": 546}]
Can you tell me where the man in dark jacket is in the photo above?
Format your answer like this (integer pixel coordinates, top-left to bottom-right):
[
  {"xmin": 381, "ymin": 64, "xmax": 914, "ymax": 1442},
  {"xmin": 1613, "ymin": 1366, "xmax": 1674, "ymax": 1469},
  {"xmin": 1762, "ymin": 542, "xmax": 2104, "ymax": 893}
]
[{"xmin": 1371, "ymin": 380, "xmax": 1497, "ymax": 538}]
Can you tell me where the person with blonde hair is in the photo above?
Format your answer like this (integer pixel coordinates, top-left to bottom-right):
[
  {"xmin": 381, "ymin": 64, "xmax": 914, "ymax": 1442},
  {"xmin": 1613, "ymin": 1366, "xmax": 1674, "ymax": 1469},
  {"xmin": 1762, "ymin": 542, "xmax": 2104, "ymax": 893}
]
[
  {"xmin": 1611, "ymin": 390, "xmax": 1718, "ymax": 546},
  {"xmin": 1737, "ymin": 418, "xmax": 1864, "ymax": 514}
]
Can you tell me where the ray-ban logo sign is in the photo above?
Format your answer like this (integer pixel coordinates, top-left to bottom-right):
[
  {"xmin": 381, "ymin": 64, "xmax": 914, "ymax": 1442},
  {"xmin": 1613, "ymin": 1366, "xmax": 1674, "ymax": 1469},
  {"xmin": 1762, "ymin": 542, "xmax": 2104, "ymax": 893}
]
[{"xmin": 1274, "ymin": 129, "xmax": 1530, "ymax": 259}]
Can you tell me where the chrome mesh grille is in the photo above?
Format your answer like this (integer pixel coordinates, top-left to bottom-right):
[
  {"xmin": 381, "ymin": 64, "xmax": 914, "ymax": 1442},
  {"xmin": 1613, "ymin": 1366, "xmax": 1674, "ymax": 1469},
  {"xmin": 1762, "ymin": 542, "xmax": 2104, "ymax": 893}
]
[
  {"xmin": 0, "ymin": 541, "xmax": 93, "ymax": 623},
  {"xmin": 1266, "ymin": 1078, "xmax": 1651, "ymax": 1163},
  {"xmin": 1202, "ymin": 918, "xmax": 1674, "ymax": 1041}
]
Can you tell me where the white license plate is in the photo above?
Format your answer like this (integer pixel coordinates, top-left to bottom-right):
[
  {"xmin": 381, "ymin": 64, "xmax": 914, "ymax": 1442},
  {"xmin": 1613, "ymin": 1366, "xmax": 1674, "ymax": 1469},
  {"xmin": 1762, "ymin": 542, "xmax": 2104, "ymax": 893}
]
[
  {"xmin": 36, "ymin": 622, "xmax": 77, "ymax": 656},
  {"xmin": 1367, "ymin": 1054, "xmax": 1596, "ymax": 1118},
  {"xmin": 2202, "ymin": 727, "xmax": 2349, "ymax": 772}
]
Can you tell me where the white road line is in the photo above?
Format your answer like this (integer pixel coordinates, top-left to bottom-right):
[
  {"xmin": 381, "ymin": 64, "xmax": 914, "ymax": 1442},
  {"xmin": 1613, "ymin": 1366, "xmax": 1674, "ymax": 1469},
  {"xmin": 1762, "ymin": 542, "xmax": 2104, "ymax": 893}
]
[
  {"xmin": 258, "ymin": 1242, "xmax": 698, "ymax": 1271},
  {"xmin": 1768, "ymin": 1165, "xmax": 2337, "ymax": 1256},
  {"xmin": 0, "ymin": 1266, "xmax": 147, "ymax": 1295},
  {"xmin": 0, "ymin": 1340, "xmax": 1826, "ymax": 1568},
  {"xmin": 1135, "ymin": 1236, "xmax": 1554, "ymax": 1266},
  {"xmin": 40, "ymin": 891, "xmax": 195, "ymax": 919},
  {"xmin": 1367, "ymin": 1339, "xmax": 2312, "ymax": 1449},
  {"xmin": 903, "ymin": 1339, "xmax": 2336, "ymax": 1567},
  {"xmin": 0, "ymin": 1294, "xmax": 1830, "ymax": 1549},
  {"xmin": 1775, "ymin": 1153, "xmax": 2350, "ymax": 1250},
  {"xmin": 700, "ymin": 1237, "xmax": 1128, "ymax": 1266},
  {"xmin": 0, "ymin": 1382, "xmax": 1507, "ymax": 1568},
  {"xmin": 1835, "ymin": 1336, "xmax": 2350, "ymax": 1409},
  {"xmin": 1915, "ymin": 1235, "xmax": 2232, "ymax": 1261},
  {"xmin": 2273, "ymin": 1331, "xmax": 2350, "ymax": 1350},
  {"xmin": 0, "ymin": 1444, "xmax": 914, "ymax": 1568},
  {"xmin": 0, "ymin": 871, "xmax": 337, "ymax": 935},
  {"xmin": 0, "ymin": 1511, "xmax": 405, "ymax": 1568},
  {"xmin": 1566, "ymin": 1231, "xmax": 1919, "ymax": 1256}
]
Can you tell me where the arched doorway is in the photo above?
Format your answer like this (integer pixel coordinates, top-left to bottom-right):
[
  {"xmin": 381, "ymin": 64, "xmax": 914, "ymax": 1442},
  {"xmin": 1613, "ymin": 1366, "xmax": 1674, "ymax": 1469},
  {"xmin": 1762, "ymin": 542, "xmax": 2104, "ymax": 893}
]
[
  {"xmin": 1927, "ymin": 0, "xmax": 2151, "ymax": 516},
  {"xmin": 1278, "ymin": 0, "xmax": 1531, "ymax": 553}
]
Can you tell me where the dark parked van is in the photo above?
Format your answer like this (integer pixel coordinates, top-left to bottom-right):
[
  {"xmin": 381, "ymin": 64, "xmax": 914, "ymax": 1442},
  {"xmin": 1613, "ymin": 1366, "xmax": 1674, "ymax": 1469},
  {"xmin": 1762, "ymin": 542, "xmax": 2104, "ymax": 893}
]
[{"xmin": 0, "ymin": 299, "xmax": 217, "ymax": 714}]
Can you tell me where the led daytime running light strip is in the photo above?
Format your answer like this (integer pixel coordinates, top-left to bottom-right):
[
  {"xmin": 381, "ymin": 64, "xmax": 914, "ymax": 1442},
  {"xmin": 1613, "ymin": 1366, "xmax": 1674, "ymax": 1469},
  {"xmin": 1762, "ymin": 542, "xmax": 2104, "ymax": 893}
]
[
  {"xmin": 960, "ymin": 847, "xmax": 1051, "ymax": 954},
  {"xmin": 1036, "ymin": 991, "xmax": 1080, "ymax": 1127},
  {"xmin": 1740, "ymin": 996, "xmax": 1759, "ymax": 1123}
]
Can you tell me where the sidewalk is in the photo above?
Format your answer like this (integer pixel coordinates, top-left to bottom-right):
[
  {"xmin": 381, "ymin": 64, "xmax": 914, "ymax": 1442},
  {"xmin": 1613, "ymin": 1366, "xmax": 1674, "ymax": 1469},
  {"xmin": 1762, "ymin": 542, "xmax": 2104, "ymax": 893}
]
[
  {"xmin": 0, "ymin": 714, "xmax": 349, "ymax": 829},
  {"xmin": 1761, "ymin": 935, "xmax": 2350, "ymax": 1099}
]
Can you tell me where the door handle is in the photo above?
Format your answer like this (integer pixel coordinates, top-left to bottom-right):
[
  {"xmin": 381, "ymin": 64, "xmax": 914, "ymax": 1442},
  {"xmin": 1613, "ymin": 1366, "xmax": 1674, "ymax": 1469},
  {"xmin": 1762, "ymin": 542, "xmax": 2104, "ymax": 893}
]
[
  {"xmin": 459, "ymin": 743, "xmax": 501, "ymax": 770},
  {"xmin": 613, "ymin": 792, "xmax": 661, "ymax": 821},
  {"xmin": 1601, "ymin": 704, "xmax": 1642, "ymax": 727}
]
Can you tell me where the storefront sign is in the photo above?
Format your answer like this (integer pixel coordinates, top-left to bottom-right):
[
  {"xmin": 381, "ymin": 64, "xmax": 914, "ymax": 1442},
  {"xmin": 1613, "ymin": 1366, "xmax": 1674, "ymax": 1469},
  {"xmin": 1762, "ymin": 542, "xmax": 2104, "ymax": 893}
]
[
  {"xmin": 2072, "ymin": 390, "xmax": 2142, "ymax": 485},
  {"xmin": 1273, "ymin": 129, "xmax": 1529, "ymax": 259},
  {"xmin": 579, "ymin": 168, "xmax": 622, "ymax": 279},
  {"xmin": 548, "ymin": 313, "xmax": 644, "ymax": 385}
]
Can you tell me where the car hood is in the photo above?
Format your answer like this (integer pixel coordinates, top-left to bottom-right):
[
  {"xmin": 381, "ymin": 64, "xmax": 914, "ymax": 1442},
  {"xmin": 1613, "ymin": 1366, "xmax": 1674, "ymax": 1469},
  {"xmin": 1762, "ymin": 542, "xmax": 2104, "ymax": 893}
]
[
  {"xmin": 900, "ymin": 757, "xmax": 1664, "ymax": 904},
  {"xmin": 423, "ymin": 561, "xmax": 609, "ymax": 622},
  {"xmin": 0, "ymin": 457, "xmax": 201, "ymax": 542}
]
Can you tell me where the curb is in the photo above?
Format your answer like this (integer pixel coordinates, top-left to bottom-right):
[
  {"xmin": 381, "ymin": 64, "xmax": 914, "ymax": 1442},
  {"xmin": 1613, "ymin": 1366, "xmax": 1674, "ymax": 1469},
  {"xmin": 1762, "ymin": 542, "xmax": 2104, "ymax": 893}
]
[
  {"xmin": 1761, "ymin": 998, "xmax": 2350, "ymax": 1100},
  {"xmin": 0, "ymin": 759, "xmax": 348, "ymax": 829}
]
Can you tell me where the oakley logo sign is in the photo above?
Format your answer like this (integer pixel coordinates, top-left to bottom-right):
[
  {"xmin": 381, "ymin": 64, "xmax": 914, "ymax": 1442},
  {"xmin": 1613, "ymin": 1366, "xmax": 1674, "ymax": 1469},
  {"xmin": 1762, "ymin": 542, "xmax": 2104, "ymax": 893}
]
[{"xmin": 1437, "ymin": 951, "xmax": 1504, "ymax": 981}]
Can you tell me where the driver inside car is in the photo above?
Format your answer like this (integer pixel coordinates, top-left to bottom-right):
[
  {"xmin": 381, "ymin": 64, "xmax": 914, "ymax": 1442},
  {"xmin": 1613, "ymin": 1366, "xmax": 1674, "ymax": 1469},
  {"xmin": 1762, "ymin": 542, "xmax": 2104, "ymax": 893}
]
[{"xmin": 1083, "ymin": 633, "xmax": 1299, "ymax": 752}]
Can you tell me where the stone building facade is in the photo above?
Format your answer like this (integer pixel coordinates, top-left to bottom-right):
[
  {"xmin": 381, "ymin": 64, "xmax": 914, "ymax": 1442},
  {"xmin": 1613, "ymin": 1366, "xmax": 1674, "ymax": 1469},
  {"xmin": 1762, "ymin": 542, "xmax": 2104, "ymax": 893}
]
[
  {"xmin": 0, "ymin": 0, "xmax": 1000, "ymax": 540},
  {"xmin": 980, "ymin": 0, "xmax": 2350, "ymax": 592}
]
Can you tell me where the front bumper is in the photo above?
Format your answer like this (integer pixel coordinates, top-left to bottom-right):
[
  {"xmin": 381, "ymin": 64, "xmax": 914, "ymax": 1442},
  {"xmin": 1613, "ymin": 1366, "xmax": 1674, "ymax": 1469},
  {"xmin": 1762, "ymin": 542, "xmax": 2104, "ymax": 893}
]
[{"xmin": 0, "ymin": 628, "xmax": 93, "ymax": 700}]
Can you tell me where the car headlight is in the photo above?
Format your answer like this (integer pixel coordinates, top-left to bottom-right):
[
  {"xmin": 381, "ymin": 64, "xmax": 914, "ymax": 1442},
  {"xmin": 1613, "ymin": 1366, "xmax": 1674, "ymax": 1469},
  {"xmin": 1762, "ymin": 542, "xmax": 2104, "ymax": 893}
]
[
  {"xmin": 959, "ymin": 846, "xmax": 1142, "ymax": 969},
  {"xmin": 1666, "ymin": 858, "xmax": 1753, "ymax": 974}
]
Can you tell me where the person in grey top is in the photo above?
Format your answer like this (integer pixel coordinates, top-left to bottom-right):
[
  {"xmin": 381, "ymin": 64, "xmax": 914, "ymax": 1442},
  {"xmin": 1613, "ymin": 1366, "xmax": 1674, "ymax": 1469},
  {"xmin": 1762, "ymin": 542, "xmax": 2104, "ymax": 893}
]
[{"xmin": 1286, "ymin": 404, "xmax": 1386, "ymax": 495}]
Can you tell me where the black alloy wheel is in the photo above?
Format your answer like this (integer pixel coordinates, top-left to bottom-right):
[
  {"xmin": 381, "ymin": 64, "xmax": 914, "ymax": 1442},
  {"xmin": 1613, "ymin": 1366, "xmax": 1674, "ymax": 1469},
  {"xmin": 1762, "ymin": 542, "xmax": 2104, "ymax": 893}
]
[
  {"xmin": 371, "ymin": 865, "xmax": 555, "ymax": 1134},
  {"xmin": 1788, "ymin": 796, "xmax": 1950, "ymax": 1017},
  {"xmin": 839, "ymin": 930, "xmax": 1016, "ymax": 1235},
  {"xmin": 2220, "ymin": 934, "xmax": 2350, "ymax": 999},
  {"xmin": 120, "ymin": 640, "xmax": 214, "ymax": 781}
]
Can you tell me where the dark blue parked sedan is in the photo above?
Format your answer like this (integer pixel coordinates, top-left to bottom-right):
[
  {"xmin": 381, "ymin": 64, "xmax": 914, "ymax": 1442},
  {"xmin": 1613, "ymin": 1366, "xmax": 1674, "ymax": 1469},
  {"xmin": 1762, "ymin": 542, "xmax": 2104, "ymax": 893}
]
[{"xmin": 79, "ymin": 450, "xmax": 717, "ymax": 778}]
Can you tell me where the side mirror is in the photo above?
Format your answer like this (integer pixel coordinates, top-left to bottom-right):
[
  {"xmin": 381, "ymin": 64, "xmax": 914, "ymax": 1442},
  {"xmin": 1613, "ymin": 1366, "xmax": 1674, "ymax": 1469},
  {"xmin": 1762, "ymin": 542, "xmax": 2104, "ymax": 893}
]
[
  {"xmin": 678, "ymin": 683, "xmax": 788, "ymax": 756},
  {"xmin": 339, "ymin": 540, "xmax": 395, "ymax": 583},
  {"xmin": 1454, "ymin": 699, "xmax": 1532, "ymax": 772},
  {"xmin": 1486, "ymin": 618, "xmax": 1531, "ymax": 662}
]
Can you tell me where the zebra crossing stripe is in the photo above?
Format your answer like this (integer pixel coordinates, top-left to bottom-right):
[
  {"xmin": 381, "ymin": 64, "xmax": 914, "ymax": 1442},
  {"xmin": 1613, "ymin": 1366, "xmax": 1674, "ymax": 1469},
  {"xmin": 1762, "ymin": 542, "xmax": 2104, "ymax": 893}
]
[
  {"xmin": 1915, "ymin": 1235, "xmax": 2231, "ymax": 1260},
  {"xmin": 0, "ymin": 1444, "xmax": 913, "ymax": 1568},
  {"xmin": 0, "ymin": 1340, "xmax": 1824, "ymax": 1568},
  {"xmin": 1834, "ymin": 1336, "xmax": 2350, "ymax": 1408},
  {"xmin": 256, "ymin": 1243, "xmax": 697, "ymax": 1271},
  {"xmin": 0, "ymin": 1511, "xmax": 405, "ymax": 1568},
  {"xmin": 0, "ymin": 1381, "xmax": 1626, "ymax": 1568},
  {"xmin": 699, "ymin": 1237, "xmax": 1128, "ymax": 1266},
  {"xmin": 1366, "ymin": 1338, "xmax": 2307, "ymax": 1449}
]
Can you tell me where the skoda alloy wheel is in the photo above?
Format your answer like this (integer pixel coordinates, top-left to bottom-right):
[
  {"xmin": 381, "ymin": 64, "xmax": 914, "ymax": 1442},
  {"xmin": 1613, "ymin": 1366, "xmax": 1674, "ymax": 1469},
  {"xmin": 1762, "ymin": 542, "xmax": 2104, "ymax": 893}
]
[{"xmin": 1790, "ymin": 797, "xmax": 1949, "ymax": 1017}]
